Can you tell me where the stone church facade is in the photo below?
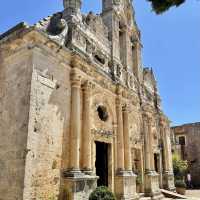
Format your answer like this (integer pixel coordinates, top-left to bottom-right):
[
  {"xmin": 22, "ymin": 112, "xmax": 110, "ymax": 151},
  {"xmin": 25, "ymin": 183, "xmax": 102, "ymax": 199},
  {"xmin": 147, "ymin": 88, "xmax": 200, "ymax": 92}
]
[{"xmin": 0, "ymin": 0, "xmax": 174, "ymax": 199}]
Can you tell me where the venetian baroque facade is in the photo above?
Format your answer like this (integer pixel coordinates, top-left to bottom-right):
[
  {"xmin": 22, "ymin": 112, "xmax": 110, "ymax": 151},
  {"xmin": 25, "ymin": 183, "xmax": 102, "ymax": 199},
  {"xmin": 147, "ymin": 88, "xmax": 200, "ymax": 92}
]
[{"xmin": 0, "ymin": 0, "xmax": 175, "ymax": 199}]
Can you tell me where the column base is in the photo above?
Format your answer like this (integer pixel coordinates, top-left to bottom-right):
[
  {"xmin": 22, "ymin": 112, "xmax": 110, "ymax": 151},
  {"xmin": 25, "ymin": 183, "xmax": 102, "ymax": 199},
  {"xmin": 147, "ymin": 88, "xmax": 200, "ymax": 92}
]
[
  {"xmin": 144, "ymin": 171, "xmax": 163, "ymax": 199},
  {"xmin": 82, "ymin": 168, "xmax": 93, "ymax": 176},
  {"xmin": 62, "ymin": 170, "xmax": 98, "ymax": 200},
  {"xmin": 115, "ymin": 170, "xmax": 139, "ymax": 200},
  {"xmin": 163, "ymin": 171, "xmax": 175, "ymax": 191}
]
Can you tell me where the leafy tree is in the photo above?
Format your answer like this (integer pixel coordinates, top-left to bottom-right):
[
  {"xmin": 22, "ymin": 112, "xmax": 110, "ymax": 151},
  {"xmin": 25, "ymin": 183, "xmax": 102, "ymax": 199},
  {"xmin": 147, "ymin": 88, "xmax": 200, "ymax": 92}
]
[
  {"xmin": 172, "ymin": 153, "xmax": 188, "ymax": 180},
  {"xmin": 147, "ymin": 0, "xmax": 186, "ymax": 14}
]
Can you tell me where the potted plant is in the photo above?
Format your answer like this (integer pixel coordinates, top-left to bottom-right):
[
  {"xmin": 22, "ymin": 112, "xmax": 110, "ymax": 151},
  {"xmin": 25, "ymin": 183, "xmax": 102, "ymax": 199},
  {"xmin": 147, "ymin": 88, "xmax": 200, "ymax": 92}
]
[
  {"xmin": 173, "ymin": 153, "xmax": 188, "ymax": 195},
  {"xmin": 175, "ymin": 179, "xmax": 186, "ymax": 195}
]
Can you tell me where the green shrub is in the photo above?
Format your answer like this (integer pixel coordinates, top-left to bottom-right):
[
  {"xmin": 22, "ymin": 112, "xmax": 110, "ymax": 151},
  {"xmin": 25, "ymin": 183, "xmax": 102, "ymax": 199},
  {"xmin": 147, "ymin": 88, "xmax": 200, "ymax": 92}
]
[
  {"xmin": 175, "ymin": 180, "xmax": 186, "ymax": 188},
  {"xmin": 173, "ymin": 153, "xmax": 188, "ymax": 180},
  {"xmin": 89, "ymin": 186, "xmax": 116, "ymax": 200}
]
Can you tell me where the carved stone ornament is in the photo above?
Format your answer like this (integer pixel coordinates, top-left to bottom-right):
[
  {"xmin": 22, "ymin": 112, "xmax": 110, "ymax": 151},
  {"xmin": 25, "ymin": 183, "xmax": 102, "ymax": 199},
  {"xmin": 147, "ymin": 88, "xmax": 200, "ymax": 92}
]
[
  {"xmin": 47, "ymin": 13, "xmax": 67, "ymax": 35},
  {"xmin": 92, "ymin": 128, "xmax": 113, "ymax": 137}
]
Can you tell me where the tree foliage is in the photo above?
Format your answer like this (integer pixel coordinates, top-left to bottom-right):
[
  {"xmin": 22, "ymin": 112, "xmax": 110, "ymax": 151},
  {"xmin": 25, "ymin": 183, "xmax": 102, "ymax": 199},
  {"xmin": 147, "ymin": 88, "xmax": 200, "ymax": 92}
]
[
  {"xmin": 172, "ymin": 153, "xmax": 188, "ymax": 180},
  {"xmin": 147, "ymin": 0, "xmax": 186, "ymax": 14}
]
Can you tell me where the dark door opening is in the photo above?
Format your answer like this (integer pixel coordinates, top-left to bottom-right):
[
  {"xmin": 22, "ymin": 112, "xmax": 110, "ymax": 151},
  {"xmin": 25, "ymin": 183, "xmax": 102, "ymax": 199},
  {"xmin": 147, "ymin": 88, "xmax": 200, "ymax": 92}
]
[
  {"xmin": 95, "ymin": 141, "xmax": 108, "ymax": 187},
  {"xmin": 154, "ymin": 154, "xmax": 159, "ymax": 173}
]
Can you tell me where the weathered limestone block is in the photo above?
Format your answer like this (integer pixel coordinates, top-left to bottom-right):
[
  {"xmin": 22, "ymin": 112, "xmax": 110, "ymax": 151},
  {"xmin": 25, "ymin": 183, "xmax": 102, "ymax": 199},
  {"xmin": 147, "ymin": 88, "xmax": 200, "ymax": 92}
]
[
  {"xmin": 23, "ymin": 48, "xmax": 71, "ymax": 200},
  {"xmin": 145, "ymin": 171, "xmax": 162, "ymax": 198},
  {"xmin": 62, "ymin": 175, "xmax": 97, "ymax": 200},
  {"xmin": 115, "ymin": 172, "xmax": 138, "ymax": 200},
  {"xmin": 163, "ymin": 171, "xmax": 175, "ymax": 191},
  {"xmin": 0, "ymin": 50, "xmax": 33, "ymax": 200}
]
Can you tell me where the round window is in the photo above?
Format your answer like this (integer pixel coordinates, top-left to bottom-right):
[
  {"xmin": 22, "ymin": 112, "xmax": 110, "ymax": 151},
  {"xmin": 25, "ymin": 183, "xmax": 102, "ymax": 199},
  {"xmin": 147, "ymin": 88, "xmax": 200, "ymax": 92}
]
[{"xmin": 97, "ymin": 106, "xmax": 108, "ymax": 122}]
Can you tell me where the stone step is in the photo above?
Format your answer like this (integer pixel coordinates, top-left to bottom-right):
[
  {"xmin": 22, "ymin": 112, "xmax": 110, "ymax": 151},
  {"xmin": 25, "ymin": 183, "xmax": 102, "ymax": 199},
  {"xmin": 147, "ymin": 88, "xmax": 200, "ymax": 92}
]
[
  {"xmin": 152, "ymin": 194, "xmax": 165, "ymax": 200},
  {"xmin": 161, "ymin": 189, "xmax": 187, "ymax": 199},
  {"xmin": 140, "ymin": 197, "xmax": 151, "ymax": 200},
  {"xmin": 139, "ymin": 193, "xmax": 145, "ymax": 198}
]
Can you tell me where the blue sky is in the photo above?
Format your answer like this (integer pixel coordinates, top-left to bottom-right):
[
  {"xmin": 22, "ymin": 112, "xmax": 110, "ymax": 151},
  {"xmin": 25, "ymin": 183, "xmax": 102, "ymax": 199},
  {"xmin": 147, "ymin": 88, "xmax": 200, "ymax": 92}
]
[{"xmin": 0, "ymin": 0, "xmax": 199, "ymax": 126}]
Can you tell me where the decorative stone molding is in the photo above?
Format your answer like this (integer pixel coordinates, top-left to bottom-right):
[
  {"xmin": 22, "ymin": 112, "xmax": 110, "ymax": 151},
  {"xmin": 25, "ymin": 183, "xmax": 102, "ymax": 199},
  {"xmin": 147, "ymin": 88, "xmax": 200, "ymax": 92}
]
[{"xmin": 91, "ymin": 128, "xmax": 113, "ymax": 137}]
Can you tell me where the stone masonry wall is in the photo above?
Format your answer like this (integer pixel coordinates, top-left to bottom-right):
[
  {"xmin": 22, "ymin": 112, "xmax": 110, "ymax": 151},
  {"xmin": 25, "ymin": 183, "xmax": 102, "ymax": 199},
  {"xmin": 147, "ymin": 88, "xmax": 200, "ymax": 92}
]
[
  {"xmin": 185, "ymin": 124, "xmax": 200, "ymax": 187},
  {"xmin": 23, "ymin": 48, "xmax": 71, "ymax": 200},
  {"xmin": 0, "ymin": 49, "xmax": 33, "ymax": 200},
  {"xmin": 172, "ymin": 123, "xmax": 200, "ymax": 187}
]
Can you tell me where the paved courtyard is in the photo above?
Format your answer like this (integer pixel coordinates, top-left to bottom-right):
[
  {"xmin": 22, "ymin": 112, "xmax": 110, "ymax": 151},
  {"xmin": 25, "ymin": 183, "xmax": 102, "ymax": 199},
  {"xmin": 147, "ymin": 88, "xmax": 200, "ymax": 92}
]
[
  {"xmin": 162, "ymin": 189, "xmax": 200, "ymax": 200},
  {"xmin": 185, "ymin": 190, "xmax": 200, "ymax": 199}
]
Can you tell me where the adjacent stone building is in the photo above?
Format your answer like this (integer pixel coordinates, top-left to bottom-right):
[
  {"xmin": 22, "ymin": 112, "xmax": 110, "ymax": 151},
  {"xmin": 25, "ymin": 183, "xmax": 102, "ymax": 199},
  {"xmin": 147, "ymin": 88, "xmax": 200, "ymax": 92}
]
[
  {"xmin": 0, "ymin": 0, "xmax": 175, "ymax": 199},
  {"xmin": 171, "ymin": 122, "xmax": 200, "ymax": 187}
]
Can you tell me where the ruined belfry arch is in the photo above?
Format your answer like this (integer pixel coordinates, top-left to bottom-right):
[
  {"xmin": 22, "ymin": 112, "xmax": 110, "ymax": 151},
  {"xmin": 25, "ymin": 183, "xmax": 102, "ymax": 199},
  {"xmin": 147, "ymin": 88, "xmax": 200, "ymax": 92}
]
[{"xmin": 0, "ymin": 0, "xmax": 175, "ymax": 199}]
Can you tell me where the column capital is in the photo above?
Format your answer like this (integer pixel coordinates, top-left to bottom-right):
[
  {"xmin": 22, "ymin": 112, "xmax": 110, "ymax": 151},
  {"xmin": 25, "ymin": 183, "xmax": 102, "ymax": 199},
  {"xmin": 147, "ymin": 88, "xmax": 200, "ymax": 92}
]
[
  {"xmin": 122, "ymin": 104, "xmax": 130, "ymax": 112},
  {"xmin": 82, "ymin": 80, "xmax": 95, "ymax": 92},
  {"xmin": 159, "ymin": 116, "xmax": 167, "ymax": 127},
  {"xmin": 142, "ymin": 112, "xmax": 152, "ymax": 123},
  {"xmin": 116, "ymin": 97, "xmax": 122, "ymax": 107},
  {"xmin": 116, "ymin": 84, "xmax": 123, "ymax": 96},
  {"xmin": 71, "ymin": 70, "xmax": 82, "ymax": 87}
]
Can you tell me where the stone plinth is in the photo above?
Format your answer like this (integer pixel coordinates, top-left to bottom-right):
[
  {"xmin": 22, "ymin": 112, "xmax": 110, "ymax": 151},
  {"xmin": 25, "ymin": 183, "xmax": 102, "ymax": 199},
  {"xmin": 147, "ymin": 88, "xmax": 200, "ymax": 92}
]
[
  {"xmin": 63, "ymin": 172, "xmax": 97, "ymax": 200},
  {"xmin": 115, "ymin": 171, "xmax": 138, "ymax": 200},
  {"xmin": 145, "ymin": 171, "xmax": 163, "ymax": 198},
  {"xmin": 163, "ymin": 171, "xmax": 175, "ymax": 191}
]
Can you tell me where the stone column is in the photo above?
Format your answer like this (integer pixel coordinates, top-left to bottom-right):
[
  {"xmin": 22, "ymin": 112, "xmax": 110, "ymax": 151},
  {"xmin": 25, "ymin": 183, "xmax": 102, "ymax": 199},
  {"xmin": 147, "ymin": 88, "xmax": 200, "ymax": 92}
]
[
  {"xmin": 82, "ymin": 81, "xmax": 93, "ymax": 174},
  {"xmin": 116, "ymin": 96, "xmax": 125, "ymax": 172},
  {"xmin": 115, "ymin": 89, "xmax": 137, "ymax": 200},
  {"xmin": 143, "ymin": 114, "xmax": 151, "ymax": 172},
  {"xmin": 160, "ymin": 118, "xmax": 175, "ymax": 190},
  {"xmin": 149, "ymin": 125, "xmax": 155, "ymax": 171},
  {"xmin": 123, "ymin": 105, "xmax": 132, "ymax": 171},
  {"xmin": 165, "ymin": 126, "xmax": 173, "ymax": 172},
  {"xmin": 160, "ymin": 121, "xmax": 172, "ymax": 172},
  {"xmin": 140, "ymin": 149, "xmax": 145, "ymax": 193},
  {"xmin": 143, "ymin": 113, "xmax": 161, "ymax": 197},
  {"xmin": 162, "ymin": 126, "xmax": 169, "ymax": 171},
  {"xmin": 69, "ymin": 71, "xmax": 81, "ymax": 171},
  {"xmin": 63, "ymin": 74, "xmax": 98, "ymax": 200}
]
